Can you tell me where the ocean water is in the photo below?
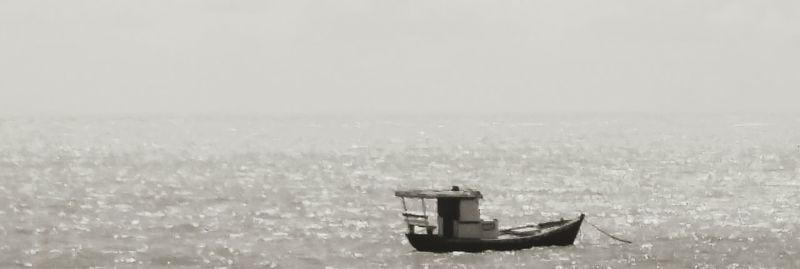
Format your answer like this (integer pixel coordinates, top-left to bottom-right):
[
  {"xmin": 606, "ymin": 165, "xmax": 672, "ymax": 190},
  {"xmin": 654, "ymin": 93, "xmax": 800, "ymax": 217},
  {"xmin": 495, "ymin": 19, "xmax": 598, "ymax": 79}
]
[{"xmin": 1, "ymin": 115, "xmax": 798, "ymax": 268}]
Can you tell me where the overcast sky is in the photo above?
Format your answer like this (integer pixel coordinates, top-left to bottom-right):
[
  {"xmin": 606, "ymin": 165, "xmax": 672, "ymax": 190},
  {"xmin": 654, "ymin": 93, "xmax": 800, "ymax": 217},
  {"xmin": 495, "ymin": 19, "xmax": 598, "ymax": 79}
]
[{"xmin": 1, "ymin": 0, "xmax": 798, "ymax": 116}]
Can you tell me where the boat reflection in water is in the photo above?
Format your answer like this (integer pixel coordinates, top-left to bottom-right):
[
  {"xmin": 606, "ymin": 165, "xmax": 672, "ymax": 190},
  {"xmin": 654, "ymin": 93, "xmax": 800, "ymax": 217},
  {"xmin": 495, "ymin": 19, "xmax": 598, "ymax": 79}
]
[{"xmin": 395, "ymin": 186, "xmax": 584, "ymax": 253}]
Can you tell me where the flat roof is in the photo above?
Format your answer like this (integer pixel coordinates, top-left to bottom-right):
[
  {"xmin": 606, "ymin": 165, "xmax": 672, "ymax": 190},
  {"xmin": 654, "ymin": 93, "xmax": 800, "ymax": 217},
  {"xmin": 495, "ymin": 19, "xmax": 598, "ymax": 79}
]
[{"xmin": 395, "ymin": 188, "xmax": 483, "ymax": 199}]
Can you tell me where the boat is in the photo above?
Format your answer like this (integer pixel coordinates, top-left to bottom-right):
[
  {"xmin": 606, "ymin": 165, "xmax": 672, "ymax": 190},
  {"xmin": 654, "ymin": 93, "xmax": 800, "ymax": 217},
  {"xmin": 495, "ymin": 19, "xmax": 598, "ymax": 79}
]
[{"xmin": 395, "ymin": 186, "xmax": 584, "ymax": 252}]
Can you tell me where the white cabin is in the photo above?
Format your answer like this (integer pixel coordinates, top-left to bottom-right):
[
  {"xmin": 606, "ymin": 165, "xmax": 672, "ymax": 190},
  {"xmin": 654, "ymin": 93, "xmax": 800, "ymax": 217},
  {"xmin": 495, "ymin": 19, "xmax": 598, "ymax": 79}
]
[{"xmin": 396, "ymin": 186, "xmax": 499, "ymax": 239}]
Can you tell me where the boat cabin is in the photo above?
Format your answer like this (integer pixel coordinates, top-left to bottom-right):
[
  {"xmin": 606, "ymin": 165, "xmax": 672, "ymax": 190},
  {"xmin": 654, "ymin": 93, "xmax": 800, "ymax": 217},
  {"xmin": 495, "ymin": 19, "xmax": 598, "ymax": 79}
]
[{"xmin": 395, "ymin": 186, "xmax": 499, "ymax": 239}]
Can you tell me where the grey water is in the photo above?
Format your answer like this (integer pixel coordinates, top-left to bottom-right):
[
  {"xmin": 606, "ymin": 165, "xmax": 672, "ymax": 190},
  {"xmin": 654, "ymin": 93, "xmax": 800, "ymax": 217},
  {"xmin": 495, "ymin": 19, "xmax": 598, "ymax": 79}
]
[{"xmin": 1, "ymin": 114, "xmax": 798, "ymax": 268}]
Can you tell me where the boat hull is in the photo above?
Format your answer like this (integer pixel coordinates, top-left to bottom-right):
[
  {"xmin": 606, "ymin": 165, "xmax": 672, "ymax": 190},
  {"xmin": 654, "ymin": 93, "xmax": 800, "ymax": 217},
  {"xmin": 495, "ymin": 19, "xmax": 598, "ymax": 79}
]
[{"xmin": 405, "ymin": 214, "xmax": 584, "ymax": 252}]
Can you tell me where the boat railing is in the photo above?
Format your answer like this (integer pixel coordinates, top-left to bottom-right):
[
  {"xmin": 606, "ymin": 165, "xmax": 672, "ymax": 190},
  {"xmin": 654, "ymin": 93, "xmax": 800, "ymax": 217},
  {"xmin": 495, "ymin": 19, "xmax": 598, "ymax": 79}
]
[
  {"xmin": 401, "ymin": 212, "xmax": 427, "ymax": 218},
  {"xmin": 402, "ymin": 212, "xmax": 436, "ymax": 235},
  {"xmin": 398, "ymin": 196, "xmax": 436, "ymax": 235}
]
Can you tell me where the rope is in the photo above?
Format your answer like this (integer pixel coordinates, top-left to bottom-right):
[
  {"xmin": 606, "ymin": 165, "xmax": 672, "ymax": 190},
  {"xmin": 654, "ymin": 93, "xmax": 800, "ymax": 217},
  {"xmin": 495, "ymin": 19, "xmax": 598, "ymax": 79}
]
[{"xmin": 585, "ymin": 219, "xmax": 632, "ymax": 244}]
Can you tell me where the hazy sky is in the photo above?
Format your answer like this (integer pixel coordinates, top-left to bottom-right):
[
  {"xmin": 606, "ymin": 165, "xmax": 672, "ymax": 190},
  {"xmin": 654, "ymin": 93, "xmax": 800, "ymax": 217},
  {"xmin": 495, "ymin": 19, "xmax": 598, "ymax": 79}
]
[{"xmin": 1, "ymin": 0, "xmax": 798, "ymax": 115}]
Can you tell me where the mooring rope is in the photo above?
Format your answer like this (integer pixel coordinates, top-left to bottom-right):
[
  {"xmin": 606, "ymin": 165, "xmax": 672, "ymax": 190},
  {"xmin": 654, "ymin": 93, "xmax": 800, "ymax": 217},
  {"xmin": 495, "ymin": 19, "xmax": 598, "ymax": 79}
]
[{"xmin": 586, "ymin": 219, "xmax": 633, "ymax": 244}]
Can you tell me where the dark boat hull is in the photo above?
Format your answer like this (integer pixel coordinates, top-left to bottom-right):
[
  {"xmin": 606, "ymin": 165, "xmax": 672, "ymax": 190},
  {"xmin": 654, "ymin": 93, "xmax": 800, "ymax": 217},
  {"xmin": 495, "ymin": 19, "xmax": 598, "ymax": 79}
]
[{"xmin": 405, "ymin": 214, "xmax": 584, "ymax": 252}]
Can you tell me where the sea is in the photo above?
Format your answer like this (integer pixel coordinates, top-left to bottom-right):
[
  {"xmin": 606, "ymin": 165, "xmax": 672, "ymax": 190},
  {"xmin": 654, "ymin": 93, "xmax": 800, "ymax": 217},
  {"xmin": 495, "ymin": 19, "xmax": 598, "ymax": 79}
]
[{"xmin": 0, "ymin": 114, "xmax": 798, "ymax": 268}]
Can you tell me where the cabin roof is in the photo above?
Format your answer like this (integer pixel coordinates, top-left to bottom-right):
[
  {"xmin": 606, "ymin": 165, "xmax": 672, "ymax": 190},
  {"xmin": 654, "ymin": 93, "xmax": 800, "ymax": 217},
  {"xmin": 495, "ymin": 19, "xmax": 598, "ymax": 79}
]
[{"xmin": 395, "ymin": 188, "xmax": 483, "ymax": 199}]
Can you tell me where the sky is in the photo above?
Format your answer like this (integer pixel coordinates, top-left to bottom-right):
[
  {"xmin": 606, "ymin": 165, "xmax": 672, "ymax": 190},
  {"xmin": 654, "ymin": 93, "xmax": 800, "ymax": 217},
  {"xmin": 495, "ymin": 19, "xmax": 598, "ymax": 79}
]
[{"xmin": 1, "ymin": 0, "xmax": 799, "ymax": 116}]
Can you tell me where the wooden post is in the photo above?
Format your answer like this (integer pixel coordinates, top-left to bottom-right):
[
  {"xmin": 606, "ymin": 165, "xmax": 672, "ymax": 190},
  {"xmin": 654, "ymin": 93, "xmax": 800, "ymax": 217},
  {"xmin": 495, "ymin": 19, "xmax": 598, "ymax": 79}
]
[
  {"xmin": 423, "ymin": 199, "xmax": 434, "ymax": 235},
  {"xmin": 402, "ymin": 198, "xmax": 413, "ymax": 234}
]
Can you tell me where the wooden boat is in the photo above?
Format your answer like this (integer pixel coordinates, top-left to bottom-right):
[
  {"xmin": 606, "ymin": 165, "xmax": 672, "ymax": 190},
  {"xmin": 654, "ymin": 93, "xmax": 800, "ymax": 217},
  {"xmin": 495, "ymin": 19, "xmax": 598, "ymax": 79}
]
[{"xmin": 395, "ymin": 186, "xmax": 584, "ymax": 252}]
